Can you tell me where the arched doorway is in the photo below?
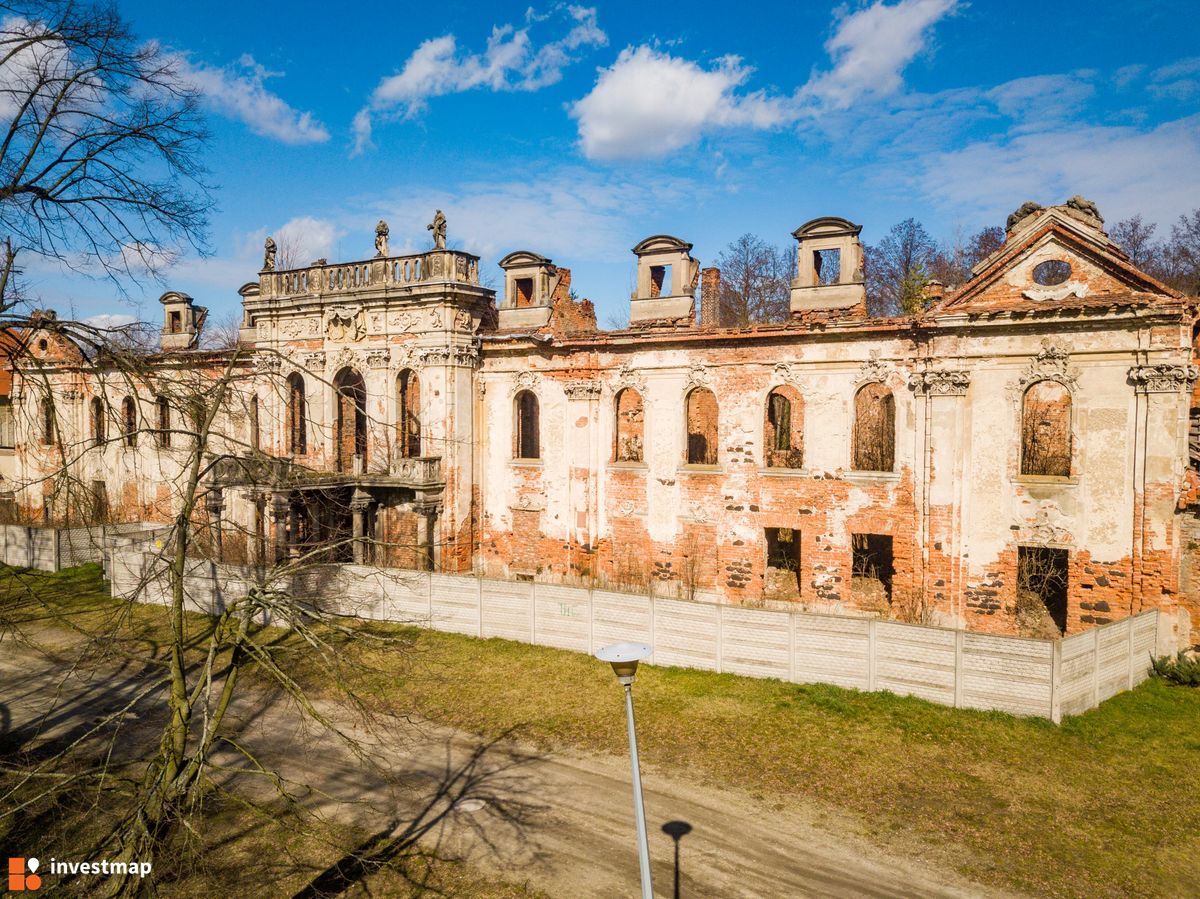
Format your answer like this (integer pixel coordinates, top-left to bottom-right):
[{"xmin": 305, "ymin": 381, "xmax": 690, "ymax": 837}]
[{"xmin": 334, "ymin": 367, "xmax": 367, "ymax": 472}]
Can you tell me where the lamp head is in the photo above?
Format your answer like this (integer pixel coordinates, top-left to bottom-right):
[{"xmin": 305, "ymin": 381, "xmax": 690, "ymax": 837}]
[{"xmin": 596, "ymin": 642, "xmax": 651, "ymax": 685}]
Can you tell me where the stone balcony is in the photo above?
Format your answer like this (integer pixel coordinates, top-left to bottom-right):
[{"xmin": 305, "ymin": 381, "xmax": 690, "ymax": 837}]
[
  {"xmin": 259, "ymin": 250, "xmax": 480, "ymax": 301},
  {"xmin": 212, "ymin": 453, "xmax": 443, "ymax": 492}
]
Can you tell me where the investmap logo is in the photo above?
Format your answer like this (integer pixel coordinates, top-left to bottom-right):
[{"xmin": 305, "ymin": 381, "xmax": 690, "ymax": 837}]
[
  {"xmin": 7, "ymin": 856, "xmax": 152, "ymax": 890},
  {"xmin": 7, "ymin": 857, "xmax": 41, "ymax": 891}
]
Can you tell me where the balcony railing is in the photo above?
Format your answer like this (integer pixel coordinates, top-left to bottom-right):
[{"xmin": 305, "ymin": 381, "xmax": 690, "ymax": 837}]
[
  {"xmin": 260, "ymin": 250, "xmax": 480, "ymax": 300},
  {"xmin": 211, "ymin": 453, "xmax": 443, "ymax": 490}
]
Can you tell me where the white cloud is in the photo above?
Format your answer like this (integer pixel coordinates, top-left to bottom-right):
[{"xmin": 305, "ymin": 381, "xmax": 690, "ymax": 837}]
[
  {"xmin": 916, "ymin": 114, "xmax": 1200, "ymax": 230},
  {"xmin": 571, "ymin": 0, "xmax": 958, "ymax": 160},
  {"xmin": 170, "ymin": 52, "xmax": 329, "ymax": 145},
  {"xmin": 369, "ymin": 168, "xmax": 700, "ymax": 263},
  {"xmin": 802, "ymin": 0, "xmax": 958, "ymax": 109},
  {"xmin": 354, "ymin": 6, "xmax": 606, "ymax": 154},
  {"xmin": 570, "ymin": 47, "xmax": 790, "ymax": 160},
  {"xmin": 82, "ymin": 313, "xmax": 138, "ymax": 330}
]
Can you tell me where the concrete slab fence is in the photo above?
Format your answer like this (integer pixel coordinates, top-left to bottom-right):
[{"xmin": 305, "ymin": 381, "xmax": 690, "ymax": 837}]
[{"xmin": 106, "ymin": 544, "xmax": 1162, "ymax": 723}]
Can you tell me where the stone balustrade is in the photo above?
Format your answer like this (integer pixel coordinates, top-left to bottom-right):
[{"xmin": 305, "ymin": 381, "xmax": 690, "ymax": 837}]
[{"xmin": 261, "ymin": 250, "xmax": 480, "ymax": 299}]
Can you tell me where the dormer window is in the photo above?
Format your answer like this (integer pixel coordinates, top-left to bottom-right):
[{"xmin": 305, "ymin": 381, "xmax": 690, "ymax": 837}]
[{"xmin": 515, "ymin": 277, "xmax": 534, "ymax": 307}]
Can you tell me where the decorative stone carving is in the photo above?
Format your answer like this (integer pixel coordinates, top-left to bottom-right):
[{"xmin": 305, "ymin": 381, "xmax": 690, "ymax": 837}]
[
  {"xmin": 1128, "ymin": 363, "xmax": 1200, "ymax": 394},
  {"xmin": 614, "ymin": 363, "xmax": 646, "ymax": 394},
  {"xmin": 429, "ymin": 253, "xmax": 444, "ymax": 277},
  {"xmin": 263, "ymin": 236, "xmax": 276, "ymax": 271},
  {"xmin": 303, "ymin": 351, "xmax": 325, "ymax": 371},
  {"xmin": 511, "ymin": 493, "xmax": 545, "ymax": 512},
  {"xmin": 684, "ymin": 364, "xmax": 710, "ymax": 391},
  {"xmin": 1065, "ymin": 195, "xmax": 1104, "ymax": 227},
  {"xmin": 280, "ymin": 317, "xmax": 316, "ymax": 338},
  {"xmin": 419, "ymin": 346, "xmax": 451, "ymax": 366},
  {"xmin": 1016, "ymin": 339, "xmax": 1079, "ymax": 390},
  {"xmin": 772, "ymin": 361, "xmax": 800, "ymax": 386},
  {"xmin": 454, "ymin": 309, "xmax": 473, "ymax": 332},
  {"xmin": 254, "ymin": 353, "xmax": 282, "ymax": 374},
  {"xmin": 1022, "ymin": 282, "xmax": 1089, "ymax": 302},
  {"xmin": 374, "ymin": 220, "xmax": 389, "ymax": 257},
  {"xmin": 513, "ymin": 370, "xmax": 539, "ymax": 394},
  {"xmin": 616, "ymin": 499, "xmax": 637, "ymax": 516},
  {"xmin": 910, "ymin": 368, "xmax": 971, "ymax": 396},
  {"xmin": 1018, "ymin": 509, "xmax": 1073, "ymax": 546},
  {"xmin": 328, "ymin": 346, "xmax": 358, "ymax": 373},
  {"xmin": 854, "ymin": 351, "xmax": 893, "ymax": 386},
  {"xmin": 427, "ymin": 308, "xmax": 443, "ymax": 330},
  {"xmin": 684, "ymin": 501, "xmax": 713, "ymax": 523},
  {"xmin": 389, "ymin": 311, "xmax": 416, "ymax": 332},
  {"xmin": 365, "ymin": 348, "xmax": 390, "ymax": 369},
  {"xmin": 455, "ymin": 255, "xmax": 467, "ymax": 280},
  {"xmin": 327, "ymin": 307, "xmax": 366, "ymax": 343},
  {"xmin": 563, "ymin": 380, "xmax": 602, "ymax": 400},
  {"xmin": 452, "ymin": 344, "xmax": 480, "ymax": 368},
  {"xmin": 427, "ymin": 209, "xmax": 447, "ymax": 249},
  {"xmin": 1006, "ymin": 201, "xmax": 1044, "ymax": 233}
]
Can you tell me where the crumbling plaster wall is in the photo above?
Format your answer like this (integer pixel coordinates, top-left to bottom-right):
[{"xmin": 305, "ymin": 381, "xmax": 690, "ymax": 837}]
[{"xmin": 477, "ymin": 317, "xmax": 1194, "ymax": 637}]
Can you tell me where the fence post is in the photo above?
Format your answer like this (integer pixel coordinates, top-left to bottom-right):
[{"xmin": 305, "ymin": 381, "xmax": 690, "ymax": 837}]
[
  {"xmin": 787, "ymin": 609, "xmax": 797, "ymax": 684},
  {"xmin": 1126, "ymin": 617, "xmax": 1136, "ymax": 691},
  {"xmin": 1050, "ymin": 636, "xmax": 1062, "ymax": 724},
  {"xmin": 53, "ymin": 528, "xmax": 62, "ymax": 572},
  {"xmin": 529, "ymin": 579, "xmax": 537, "ymax": 645},
  {"xmin": 25, "ymin": 525, "xmax": 33, "ymax": 569},
  {"xmin": 428, "ymin": 571, "xmax": 434, "ymax": 627},
  {"xmin": 716, "ymin": 601, "xmax": 724, "ymax": 674},
  {"xmin": 588, "ymin": 585, "xmax": 595, "ymax": 655},
  {"xmin": 477, "ymin": 575, "xmax": 484, "ymax": 638},
  {"xmin": 953, "ymin": 628, "xmax": 965, "ymax": 709},
  {"xmin": 868, "ymin": 618, "xmax": 877, "ymax": 692},
  {"xmin": 648, "ymin": 593, "xmax": 656, "ymax": 665},
  {"xmin": 1091, "ymin": 627, "xmax": 1101, "ymax": 711}
]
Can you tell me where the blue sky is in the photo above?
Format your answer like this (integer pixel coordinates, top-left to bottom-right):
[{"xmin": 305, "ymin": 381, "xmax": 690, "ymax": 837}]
[{"xmin": 25, "ymin": 0, "xmax": 1200, "ymax": 327}]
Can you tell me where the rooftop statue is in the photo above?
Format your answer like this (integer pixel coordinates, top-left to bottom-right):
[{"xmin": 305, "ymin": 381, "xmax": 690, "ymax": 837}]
[
  {"xmin": 428, "ymin": 209, "xmax": 447, "ymax": 250},
  {"xmin": 375, "ymin": 220, "xmax": 389, "ymax": 257},
  {"xmin": 263, "ymin": 236, "xmax": 277, "ymax": 271}
]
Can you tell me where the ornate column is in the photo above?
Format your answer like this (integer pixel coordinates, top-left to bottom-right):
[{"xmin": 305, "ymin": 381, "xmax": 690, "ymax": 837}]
[
  {"xmin": 1127, "ymin": 362, "xmax": 1199, "ymax": 608},
  {"xmin": 909, "ymin": 367, "xmax": 972, "ymax": 623},
  {"xmin": 271, "ymin": 491, "xmax": 289, "ymax": 565},
  {"xmin": 350, "ymin": 488, "xmax": 372, "ymax": 565},
  {"xmin": 205, "ymin": 486, "xmax": 225, "ymax": 564}
]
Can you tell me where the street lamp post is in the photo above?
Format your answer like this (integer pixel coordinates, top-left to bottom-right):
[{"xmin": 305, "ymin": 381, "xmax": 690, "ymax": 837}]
[{"xmin": 597, "ymin": 641, "xmax": 654, "ymax": 899}]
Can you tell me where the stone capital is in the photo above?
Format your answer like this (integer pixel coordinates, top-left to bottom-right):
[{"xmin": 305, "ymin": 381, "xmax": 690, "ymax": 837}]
[
  {"xmin": 1127, "ymin": 363, "xmax": 1199, "ymax": 394},
  {"xmin": 910, "ymin": 368, "xmax": 971, "ymax": 396}
]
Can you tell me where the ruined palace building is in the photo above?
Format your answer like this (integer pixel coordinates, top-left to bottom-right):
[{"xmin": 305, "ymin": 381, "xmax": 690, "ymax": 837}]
[{"xmin": 4, "ymin": 198, "xmax": 1198, "ymax": 644}]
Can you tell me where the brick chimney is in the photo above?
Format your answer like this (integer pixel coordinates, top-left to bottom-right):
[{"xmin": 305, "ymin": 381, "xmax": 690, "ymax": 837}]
[
  {"xmin": 924, "ymin": 279, "xmax": 945, "ymax": 303},
  {"xmin": 700, "ymin": 267, "xmax": 721, "ymax": 327}
]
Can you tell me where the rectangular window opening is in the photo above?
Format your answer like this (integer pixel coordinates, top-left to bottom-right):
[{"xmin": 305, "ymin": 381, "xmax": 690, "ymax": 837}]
[
  {"xmin": 1016, "ymin": 545, "xmax": 1069, "ymax": 634},
  {"xmin": 851, "ymin": 533, "xmax": 894, "ymax": 604},
  {"xmin": 649, "ymin": 264, "xmax": 671, "ymax": 298},
  {"xmin": 814, "ymin": 248, "xmax": 841, "ymax": 286},
  {"xmin": 168, "ymin": 310, "xmax": 182, "ymax": 334},
  {"xmin": 515, "ymin": 277, "xmax": 535, "ymax": 308},
  {"xmin": 764, "ymin": 526, "xmax": 802, "ymax": 599}
]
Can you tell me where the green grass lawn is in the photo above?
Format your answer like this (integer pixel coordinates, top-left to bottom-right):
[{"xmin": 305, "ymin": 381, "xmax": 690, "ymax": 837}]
[{"xmin": 4, "ymin": 564, "xmax": 1199, "ymax": 898}]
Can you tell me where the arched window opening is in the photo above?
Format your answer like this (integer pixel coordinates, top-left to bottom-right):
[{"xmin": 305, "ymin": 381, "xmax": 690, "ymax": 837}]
[
  {"xmin": 685, "ymin": 387, "xmax": 718, "ymax": 465},
  {"xmin": 286, "ymin": 373, "xmax": 307, "ymax": 455},
  {"xmin": 122, "ymin": 397, "xmax": 137, "ymax": 447},
  {"xmin": 765, "ymin": 386, "xmax": 804, "ymax": 468},
  {"xmin": 249, "ymin": 395, "xmax": 260, "ymax": 452},
  {"xmin": 1021, "ymin": 380, "xmax": 1072, "ymax": 477},
  {"xmin": 397, "ymin": 369, "xmax": 421, "ymax": 458},
  {"xmin": 89, "ymin": 397, "xmax": 105, "ymax": 447},
  {"xmin": 852, "ymin": 383, "xmax": 895, "ymax": 472},
  {"xmin": 334, "ymin": 368, "xmax": 367, "ymax": 472},
  {"xmin": 614, "ymin": 388, "xmax": 644, "ymax": 462},
  {"xmin": 40, "ymin": 398, "xmax": 54, "ymax": 445},
  {"xmin": 514, "ymin": 390, "xmax": 540, "ymax": 460},
  {"xmin": 155, "ymin": 396, "xmax": 171, "ymax": 448}
]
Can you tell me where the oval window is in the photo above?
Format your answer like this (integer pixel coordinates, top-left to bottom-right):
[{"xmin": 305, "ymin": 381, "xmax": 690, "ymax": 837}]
[{"xmin": 1032, "ymin": 260, "xmax": 1072, "ymax": 286}]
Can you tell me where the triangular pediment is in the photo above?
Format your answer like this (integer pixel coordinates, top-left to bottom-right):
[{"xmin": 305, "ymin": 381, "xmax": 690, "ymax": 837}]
[{"xmin": 938, "ymin": 208, "xmax": 1181, "ymax": 315}]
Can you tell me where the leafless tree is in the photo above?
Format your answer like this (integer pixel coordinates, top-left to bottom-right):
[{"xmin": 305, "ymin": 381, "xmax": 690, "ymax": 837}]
[
  {"xmin": 199, "ymin": 310, "xmax": 242, "ymax": 349},
  {"xmin": 714, "ymin": 233, "xmax": 794, "ymax": 326},
  {"xmin": 0, "ymin": 1, "xmax": 212, "ymax": 309},
  {"xmin": 864, "ymin": 218, "xmax": 938, "ymax": 317}
]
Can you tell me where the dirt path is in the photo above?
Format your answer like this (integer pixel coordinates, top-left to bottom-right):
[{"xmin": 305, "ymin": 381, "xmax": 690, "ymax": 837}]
[{"xmin": 0, "ymin": 642, "xmax": 1011, "ymax": 898}]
